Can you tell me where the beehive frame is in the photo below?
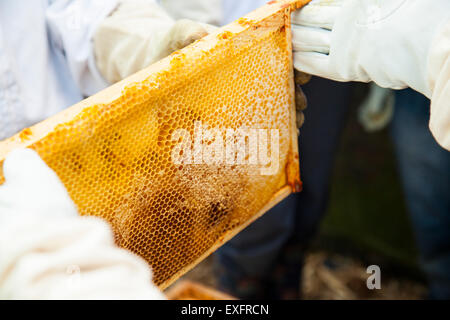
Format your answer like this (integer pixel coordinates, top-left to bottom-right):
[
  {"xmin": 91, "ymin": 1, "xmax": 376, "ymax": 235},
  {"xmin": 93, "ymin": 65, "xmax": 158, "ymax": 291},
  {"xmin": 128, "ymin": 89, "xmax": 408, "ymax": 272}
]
[
  {"xmin": 166, "ymin": 281, "xmax": 236, "ymax": 300},
  {"xmin": 0, "ymin": 0, "xmax": 310, "ymax": 289}
]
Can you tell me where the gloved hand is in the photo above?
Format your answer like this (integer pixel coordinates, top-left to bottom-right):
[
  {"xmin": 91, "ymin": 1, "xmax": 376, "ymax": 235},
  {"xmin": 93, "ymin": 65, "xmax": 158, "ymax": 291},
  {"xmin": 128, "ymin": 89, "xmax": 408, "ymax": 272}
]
[
  {"xmin": 0, "ymin": 149, "xmax": 165, "ymax": 299},
  {"xmin": 358, "ymin": 83, "xmax": 395, "ymax": 133},
  {"xmin": 292, "ymin": 0, "xmax": 450, "ymax": 98},
  {"xmin": 94, "ymin": 0, "xmax": 217, "ymax": 84},
  {"xmin": 294, "ymin": 70, "xmax": 311, "ymax": 130}
]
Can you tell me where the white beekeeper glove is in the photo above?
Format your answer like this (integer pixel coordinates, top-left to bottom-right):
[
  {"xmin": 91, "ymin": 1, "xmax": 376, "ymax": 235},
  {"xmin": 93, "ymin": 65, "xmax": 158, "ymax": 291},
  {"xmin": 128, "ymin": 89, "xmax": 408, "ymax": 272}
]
[
  {"xmin": 94, "ymin": 0, "xmax": 217, "ymax": 84},
  {"xmin": 0, "ymin": 149, "xmax": 165, "ymax": 300},
  {"xmin": 358, "ymin": 84, "xmax": 395, "ymax": 133},
  {"xmin": 292, "ymin": 0, "xmax": 450, "ymax": 97}
]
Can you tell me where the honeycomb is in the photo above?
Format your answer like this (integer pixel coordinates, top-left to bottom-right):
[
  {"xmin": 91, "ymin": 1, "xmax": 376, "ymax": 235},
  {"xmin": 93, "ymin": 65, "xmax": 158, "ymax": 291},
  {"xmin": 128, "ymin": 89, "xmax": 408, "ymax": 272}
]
[{"xmin": 0, "ymin": 0, "xmax": 309, "ymax": 289}]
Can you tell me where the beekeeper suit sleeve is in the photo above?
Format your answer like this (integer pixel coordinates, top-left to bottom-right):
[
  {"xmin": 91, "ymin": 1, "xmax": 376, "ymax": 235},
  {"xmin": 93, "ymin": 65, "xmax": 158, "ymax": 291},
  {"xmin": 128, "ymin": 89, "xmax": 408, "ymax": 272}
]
[
  {"xmin": 292, "ymin": 0, "xmax": 450, "ymax": 150},
  {"xmin": 45, "ymin": 0, "xmax": 120, "ymax": 96},
  {"xmin": 428, "ymin": 23, "xmax": 450, "ymax": 151},
  {"xmin": 93, "ymin": 0, "xmax": 217, "ymax": 84},
  {"xmin": 0, "ymin": 149, "xmax": 165, "ymax": 300}
]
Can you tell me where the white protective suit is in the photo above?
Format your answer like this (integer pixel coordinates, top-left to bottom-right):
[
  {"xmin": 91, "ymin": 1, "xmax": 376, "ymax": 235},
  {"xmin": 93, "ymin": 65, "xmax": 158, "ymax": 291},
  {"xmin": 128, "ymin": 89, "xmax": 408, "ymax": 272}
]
[{"xmin": 0, "ymin": 0, "xmax": 118, "ymax": 141}]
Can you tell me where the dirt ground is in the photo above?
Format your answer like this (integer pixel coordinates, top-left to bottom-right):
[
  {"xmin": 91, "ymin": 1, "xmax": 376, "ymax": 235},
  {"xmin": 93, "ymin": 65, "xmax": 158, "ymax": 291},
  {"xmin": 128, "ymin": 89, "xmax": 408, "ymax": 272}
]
[{"xmin": 175, "ymin": 251, "xmax": 427, "ymax": 300}]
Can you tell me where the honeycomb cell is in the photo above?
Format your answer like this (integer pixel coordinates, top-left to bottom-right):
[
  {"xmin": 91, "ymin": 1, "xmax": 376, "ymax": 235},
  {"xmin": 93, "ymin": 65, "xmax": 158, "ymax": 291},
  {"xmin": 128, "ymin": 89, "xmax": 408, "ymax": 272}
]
[{"xmin": 0, "ymin": 0, "xmax": 308, "ymax": 289}]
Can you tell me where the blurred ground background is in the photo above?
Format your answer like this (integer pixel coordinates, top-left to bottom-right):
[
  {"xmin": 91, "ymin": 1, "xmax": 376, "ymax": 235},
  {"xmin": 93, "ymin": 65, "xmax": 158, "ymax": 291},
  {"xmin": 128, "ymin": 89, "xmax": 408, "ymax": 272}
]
[{"xmin": 174, "ymin": 84, "xmax": 428, "ymax": 299}]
